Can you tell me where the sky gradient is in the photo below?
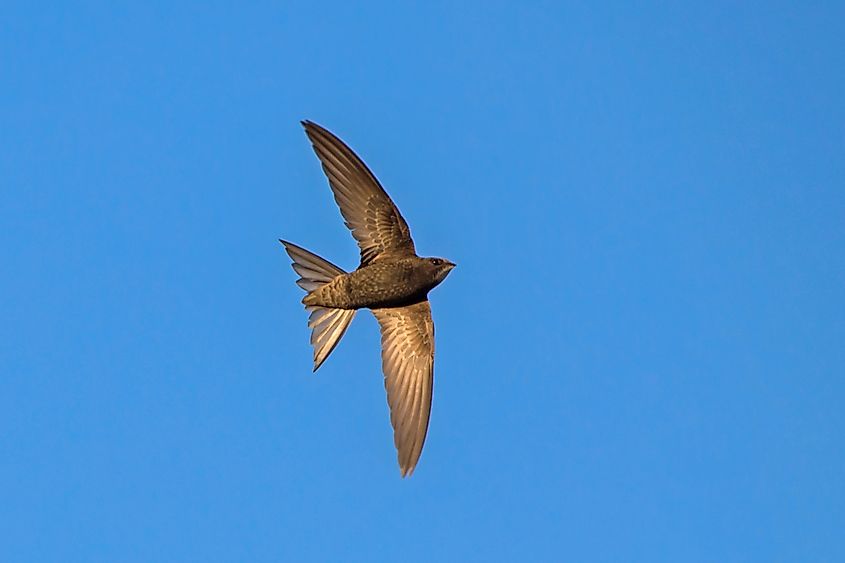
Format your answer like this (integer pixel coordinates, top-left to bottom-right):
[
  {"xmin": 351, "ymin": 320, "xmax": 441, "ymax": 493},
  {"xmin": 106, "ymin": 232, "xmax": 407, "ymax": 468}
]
[{"xmin": 2, "ymin": 2, "xmax": 844, "ymax": 561}]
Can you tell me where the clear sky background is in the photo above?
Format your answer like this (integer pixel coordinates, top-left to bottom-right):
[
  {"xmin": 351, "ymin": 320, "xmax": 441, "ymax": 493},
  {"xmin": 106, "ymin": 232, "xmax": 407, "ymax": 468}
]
[{"xmin": 2, "ymin": 2, "xmax": 843, "ymax": 562}]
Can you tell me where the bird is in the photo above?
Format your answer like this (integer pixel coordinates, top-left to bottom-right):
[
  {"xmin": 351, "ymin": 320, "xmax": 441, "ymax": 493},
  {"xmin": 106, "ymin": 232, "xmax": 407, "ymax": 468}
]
[{"xmin": 280, "ymin": 120, "xmax": 455, "ymax": 477}]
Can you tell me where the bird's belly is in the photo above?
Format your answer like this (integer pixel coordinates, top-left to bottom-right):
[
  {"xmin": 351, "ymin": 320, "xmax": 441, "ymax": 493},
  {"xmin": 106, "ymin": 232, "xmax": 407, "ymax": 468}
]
[
  {"xmin": 305, "ymin": 262, "xmax": 430, "ymax": 309},
  {"xmin": 344, "ymin": 267, "xmax": 427, "ymax": 308}
]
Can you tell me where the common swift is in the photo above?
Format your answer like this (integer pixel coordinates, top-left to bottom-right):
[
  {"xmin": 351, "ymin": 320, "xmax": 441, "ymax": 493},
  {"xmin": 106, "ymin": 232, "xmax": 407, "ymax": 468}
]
[{"xmin": 280, "ymin": 121, "xmax": 455, "ymax": 477}]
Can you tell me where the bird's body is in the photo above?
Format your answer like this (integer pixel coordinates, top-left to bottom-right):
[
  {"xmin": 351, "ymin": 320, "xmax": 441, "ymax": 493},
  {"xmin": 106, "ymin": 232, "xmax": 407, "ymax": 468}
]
[
  {"xmin": 280, "ymin": 121, "xmax": 455, "ymax": 477},
  {"xmin": 303, "ymin": 256, "xmax": 450, "ymax": 310}
]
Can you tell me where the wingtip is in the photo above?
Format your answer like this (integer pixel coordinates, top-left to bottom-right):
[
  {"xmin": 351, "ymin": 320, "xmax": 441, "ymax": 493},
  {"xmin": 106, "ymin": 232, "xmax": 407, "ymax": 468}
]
[
  {"xmin": 301, "ymin": 120, "xmax": 334, "ymax": 140},
  {"xmin": 312, "ymin": 353, "xmax": 327, "ymax": 373}
]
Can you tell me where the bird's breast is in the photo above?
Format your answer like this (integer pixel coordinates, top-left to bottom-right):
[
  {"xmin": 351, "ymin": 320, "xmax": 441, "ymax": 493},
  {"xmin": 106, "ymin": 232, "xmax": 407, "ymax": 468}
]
[{"xmin": 343, "ymin": 260, "xmax": 431, "ymax": 309}]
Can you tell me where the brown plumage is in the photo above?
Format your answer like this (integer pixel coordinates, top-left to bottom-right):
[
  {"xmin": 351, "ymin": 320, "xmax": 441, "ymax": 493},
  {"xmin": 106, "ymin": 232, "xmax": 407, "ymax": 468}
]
[{"xmin": 280, "ymin": 121, "xmax": 455, "ymax": 477}]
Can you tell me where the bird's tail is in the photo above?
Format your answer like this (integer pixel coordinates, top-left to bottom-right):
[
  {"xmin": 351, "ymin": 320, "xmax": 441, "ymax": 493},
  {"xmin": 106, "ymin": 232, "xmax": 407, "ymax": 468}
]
[{"xmin": 280, "ymin": 240, "xmax": 357, "ymax": 371}]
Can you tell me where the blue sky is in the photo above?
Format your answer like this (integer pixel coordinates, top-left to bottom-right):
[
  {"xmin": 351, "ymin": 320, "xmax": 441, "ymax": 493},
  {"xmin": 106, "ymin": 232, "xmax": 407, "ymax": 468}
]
[{"xmin": 2, "ymin": 2, "xmax": 843, "ymax": 561}]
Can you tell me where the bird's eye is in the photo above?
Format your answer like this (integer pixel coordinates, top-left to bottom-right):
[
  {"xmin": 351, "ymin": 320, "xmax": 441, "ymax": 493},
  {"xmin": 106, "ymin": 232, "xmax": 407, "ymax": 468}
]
[{"xmin": 431, "ymin": 258, "xmax": 442, "ymax": 265}]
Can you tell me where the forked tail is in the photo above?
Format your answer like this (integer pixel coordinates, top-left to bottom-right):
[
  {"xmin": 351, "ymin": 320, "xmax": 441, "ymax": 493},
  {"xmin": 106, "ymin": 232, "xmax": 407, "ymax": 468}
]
[{"xmin": 280, "ymin": 240, "xmax": 356, "ymax": 371}]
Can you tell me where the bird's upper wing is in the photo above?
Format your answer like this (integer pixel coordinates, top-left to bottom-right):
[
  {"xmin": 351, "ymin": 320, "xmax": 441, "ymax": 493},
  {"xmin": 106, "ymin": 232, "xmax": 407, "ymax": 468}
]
[
  {"xmin": 371, "ymin": 300, "xmax": 435, "ymax": 477},
  {"xmin": 302, "ymin": 120, "xmax": 416, "ymax": 266}
]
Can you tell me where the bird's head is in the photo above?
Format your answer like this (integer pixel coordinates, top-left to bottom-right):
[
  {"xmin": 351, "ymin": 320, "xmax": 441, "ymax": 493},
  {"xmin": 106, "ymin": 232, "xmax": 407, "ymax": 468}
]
[{"xmin": 426, "ymin": 257, "xmax": 456, "ymax": 285}]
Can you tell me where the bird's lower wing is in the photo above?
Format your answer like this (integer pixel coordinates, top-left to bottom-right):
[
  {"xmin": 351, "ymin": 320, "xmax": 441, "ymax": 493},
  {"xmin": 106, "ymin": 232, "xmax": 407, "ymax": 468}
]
[{"xmin": 371, "ymin": 300, "xmax": 435, "ymax": 477}]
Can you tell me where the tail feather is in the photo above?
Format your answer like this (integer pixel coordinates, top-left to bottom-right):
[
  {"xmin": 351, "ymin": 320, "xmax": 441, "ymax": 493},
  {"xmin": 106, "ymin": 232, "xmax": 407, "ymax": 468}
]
[
  {"xmin": 307, "ymin": 305, "xmax": 356, "ymax": 371},
  {"xmin": 280, "ymin": 240, "xmax": 356, "ymax": 371},
  {"xmin": 281, "ymin": 239, "xmax": 346, "ymax": 291}
]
